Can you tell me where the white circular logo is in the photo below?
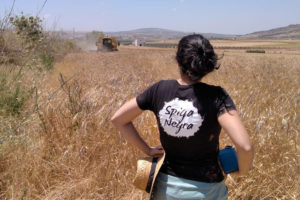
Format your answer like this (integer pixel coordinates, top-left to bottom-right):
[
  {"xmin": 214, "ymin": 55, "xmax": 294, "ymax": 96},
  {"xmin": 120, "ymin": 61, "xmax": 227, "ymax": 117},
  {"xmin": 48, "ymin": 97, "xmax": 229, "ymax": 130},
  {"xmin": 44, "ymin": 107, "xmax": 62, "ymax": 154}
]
[{"xmin": 158, "ymin": 98, "xmax": 203, "ymax": 138}]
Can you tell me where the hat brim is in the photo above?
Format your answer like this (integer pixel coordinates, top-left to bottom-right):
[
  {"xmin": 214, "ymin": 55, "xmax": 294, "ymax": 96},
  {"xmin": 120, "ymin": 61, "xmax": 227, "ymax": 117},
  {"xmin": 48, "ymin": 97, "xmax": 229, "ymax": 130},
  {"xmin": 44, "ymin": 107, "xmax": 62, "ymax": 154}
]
[
  {"xmin": 149, "ymin": 154, "xmax": 165, "ymax": 194},
  {"xmin": 133, "ymin": 154, "xmax": 165, "ymax": 194}
]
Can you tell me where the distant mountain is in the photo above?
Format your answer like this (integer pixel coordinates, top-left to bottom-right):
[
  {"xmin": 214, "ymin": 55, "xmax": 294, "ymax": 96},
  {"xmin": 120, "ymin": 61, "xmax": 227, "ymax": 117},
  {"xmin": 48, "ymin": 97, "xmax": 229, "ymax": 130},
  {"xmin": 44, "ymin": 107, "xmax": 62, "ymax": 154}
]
[
  {"xmin": 59, "ymin": 24, "xmax": 300, "ymax": 41},
  {"xmin": 239, "ymin": 24, "xmax": 300, "ymax": 39},
  {"xmin": 105, "ymin": 28, "xmax": 236, "ymax": 40}
]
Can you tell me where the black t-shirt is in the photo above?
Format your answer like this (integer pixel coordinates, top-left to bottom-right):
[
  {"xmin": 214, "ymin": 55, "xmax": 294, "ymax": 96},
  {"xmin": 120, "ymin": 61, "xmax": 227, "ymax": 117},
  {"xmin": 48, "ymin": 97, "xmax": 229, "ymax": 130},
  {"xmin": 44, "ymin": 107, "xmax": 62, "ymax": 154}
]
[{"xmin": 136, "ymin": 80, "xmax": 236, "ymax": 183}]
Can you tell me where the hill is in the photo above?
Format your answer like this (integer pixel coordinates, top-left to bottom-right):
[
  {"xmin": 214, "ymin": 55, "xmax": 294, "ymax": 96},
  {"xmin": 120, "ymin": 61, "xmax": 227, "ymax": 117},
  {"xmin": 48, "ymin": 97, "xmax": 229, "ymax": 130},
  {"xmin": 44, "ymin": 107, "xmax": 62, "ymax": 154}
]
[
  {"xmin": 240, "ymin": 24, "xmax": 300, "ymax": 39},
  {"xmin": 60, "ymin": 24, "xmax": 300, "ymax": 41},
  {"xmin": 105, "ymin": 28, "xmax": 236, "ymax": 40}
]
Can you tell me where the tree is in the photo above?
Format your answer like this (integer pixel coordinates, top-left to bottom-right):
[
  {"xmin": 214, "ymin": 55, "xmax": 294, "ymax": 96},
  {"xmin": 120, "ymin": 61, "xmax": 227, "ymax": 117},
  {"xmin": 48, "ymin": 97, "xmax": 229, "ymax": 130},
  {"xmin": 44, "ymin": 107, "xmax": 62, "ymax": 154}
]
[{"xmin": 9, "ymin": 15, "xmax": 44, "ymax": 48}]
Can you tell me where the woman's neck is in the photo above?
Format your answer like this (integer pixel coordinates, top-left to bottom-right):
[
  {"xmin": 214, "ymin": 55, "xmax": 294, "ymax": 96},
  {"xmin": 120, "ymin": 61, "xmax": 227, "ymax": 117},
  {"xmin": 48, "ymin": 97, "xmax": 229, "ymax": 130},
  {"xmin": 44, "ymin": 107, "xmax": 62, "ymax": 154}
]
[{"xmin": 177, "ymin": 75, "xmax": 199, "ymax": 86}]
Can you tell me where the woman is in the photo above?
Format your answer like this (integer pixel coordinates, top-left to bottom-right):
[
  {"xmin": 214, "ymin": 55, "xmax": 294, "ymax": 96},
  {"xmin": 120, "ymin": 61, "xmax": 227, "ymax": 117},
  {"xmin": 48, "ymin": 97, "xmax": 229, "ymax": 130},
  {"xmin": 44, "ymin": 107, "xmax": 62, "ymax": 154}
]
[{"xmin": 111, "ymin": 34, "xmax": 253, "ymax": 200}]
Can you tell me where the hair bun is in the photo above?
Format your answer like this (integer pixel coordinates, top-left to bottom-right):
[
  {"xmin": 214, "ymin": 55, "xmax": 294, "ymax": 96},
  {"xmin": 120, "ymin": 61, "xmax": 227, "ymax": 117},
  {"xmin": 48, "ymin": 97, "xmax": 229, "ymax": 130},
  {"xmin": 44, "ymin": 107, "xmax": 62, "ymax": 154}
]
[
  {"xmin": 176, "ymin": 34, "xmax": 218, "ymax": 81},
  {"xmin": 197, "ymin": 47, "xmax": 204, "ymax": 57}
]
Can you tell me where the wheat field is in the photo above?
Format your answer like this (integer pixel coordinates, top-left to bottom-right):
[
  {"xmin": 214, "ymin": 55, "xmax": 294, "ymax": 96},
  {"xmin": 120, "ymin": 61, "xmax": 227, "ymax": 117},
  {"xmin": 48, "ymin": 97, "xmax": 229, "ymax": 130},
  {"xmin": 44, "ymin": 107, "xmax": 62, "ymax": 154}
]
[{"xmin": 0, "ymin": 45, "xmax": 299, "ymax": 199}]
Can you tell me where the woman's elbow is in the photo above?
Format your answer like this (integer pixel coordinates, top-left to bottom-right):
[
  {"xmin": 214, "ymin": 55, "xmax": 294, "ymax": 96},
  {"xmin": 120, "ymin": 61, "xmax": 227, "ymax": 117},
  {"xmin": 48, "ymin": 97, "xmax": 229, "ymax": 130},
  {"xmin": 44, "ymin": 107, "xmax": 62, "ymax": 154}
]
[
  {"xmin": 238, "ymin": 143, "xmax": 254, "ymax": 159},
  {"xmin": 110, "ymin": 115, "xmax": 119, "ymax": 126},
  {"xmin": 243, "ymin": 144, "xmax": 254, "ymax": 153},
  {"xmin": 110, "ymin": 115, "xmax": 127, "ymax": 128}
]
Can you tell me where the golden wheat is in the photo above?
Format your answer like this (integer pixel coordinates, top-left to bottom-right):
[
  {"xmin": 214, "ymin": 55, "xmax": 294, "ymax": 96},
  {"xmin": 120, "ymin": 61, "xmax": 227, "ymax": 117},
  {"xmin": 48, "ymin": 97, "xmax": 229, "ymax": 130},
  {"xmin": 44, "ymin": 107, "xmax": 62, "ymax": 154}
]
[{"xmin": 0, "ymin": 46, "xmax": 299, "ymax": 199}]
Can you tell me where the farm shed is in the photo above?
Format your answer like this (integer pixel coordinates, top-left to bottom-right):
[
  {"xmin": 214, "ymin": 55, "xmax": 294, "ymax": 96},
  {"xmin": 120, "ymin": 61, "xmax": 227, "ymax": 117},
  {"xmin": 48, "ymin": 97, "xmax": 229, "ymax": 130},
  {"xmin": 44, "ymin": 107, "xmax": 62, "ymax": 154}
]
[{"xmin": 133, "ymin": 39, "xmax": 146, "ymax": 46}]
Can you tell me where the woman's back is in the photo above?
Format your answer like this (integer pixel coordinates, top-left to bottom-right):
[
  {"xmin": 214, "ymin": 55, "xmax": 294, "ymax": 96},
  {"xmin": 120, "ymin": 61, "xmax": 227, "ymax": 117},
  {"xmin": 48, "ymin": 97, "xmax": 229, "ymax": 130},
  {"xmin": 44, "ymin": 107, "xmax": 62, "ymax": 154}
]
[{"xmin": 137, "ymin": 79, "xmax": 236, "ymax": 183}]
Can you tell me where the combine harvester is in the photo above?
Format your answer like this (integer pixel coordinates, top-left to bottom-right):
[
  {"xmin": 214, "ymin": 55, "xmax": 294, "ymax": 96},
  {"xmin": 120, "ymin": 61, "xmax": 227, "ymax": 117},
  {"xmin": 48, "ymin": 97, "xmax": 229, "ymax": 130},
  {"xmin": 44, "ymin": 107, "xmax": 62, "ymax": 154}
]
[{"xmin": 96, "ymin": 36, "xmax": 118, "ymax": 52}]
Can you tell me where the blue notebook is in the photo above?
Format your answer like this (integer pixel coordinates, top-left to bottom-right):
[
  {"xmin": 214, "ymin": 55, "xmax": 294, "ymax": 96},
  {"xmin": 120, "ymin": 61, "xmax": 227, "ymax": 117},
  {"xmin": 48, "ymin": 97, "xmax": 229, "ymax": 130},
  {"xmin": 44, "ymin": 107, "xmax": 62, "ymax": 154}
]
[{"xmin": 219, "ymin": 146, "xmax": 239, "ymax": 174}]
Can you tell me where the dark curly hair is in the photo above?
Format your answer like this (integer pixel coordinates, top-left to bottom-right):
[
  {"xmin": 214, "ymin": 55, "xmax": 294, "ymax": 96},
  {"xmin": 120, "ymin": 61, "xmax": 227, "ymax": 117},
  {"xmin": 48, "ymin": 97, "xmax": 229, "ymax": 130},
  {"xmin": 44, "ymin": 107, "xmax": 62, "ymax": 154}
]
[{"xmin": 176, "ymin": 34, "xmax": 219, "ymax": 81}]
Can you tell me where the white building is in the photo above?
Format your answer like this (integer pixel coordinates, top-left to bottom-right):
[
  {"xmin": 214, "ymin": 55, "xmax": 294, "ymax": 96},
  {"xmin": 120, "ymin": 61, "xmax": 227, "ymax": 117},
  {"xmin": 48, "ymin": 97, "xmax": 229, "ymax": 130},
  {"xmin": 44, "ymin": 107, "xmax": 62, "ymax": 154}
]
[{"xmin": 133, "ymin": 39, "xmax": 146, "ymax": 46}]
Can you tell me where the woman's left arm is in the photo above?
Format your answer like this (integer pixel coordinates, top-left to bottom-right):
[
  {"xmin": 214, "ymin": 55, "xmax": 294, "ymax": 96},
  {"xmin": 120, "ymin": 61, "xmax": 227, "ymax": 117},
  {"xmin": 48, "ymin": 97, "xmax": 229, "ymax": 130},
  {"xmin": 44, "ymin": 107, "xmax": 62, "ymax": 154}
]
[{"xmin": 111, "ymin": 98, "xmax": 164, "ymax": 157}]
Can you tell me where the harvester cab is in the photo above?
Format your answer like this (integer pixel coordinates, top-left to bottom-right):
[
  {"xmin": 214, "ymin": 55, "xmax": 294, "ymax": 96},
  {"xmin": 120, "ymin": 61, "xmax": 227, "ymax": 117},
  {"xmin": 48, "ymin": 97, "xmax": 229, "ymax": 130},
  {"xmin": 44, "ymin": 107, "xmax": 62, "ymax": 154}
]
[{"xmin": 96, "ymin": 36, "xmax": 118, "ymax": 52}]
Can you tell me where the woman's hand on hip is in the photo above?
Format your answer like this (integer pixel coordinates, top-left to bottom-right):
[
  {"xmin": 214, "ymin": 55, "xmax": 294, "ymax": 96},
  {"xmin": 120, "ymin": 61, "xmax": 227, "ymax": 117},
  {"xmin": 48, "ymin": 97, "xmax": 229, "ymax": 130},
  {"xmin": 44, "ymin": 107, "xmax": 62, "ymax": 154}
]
[{"xmin": 147, "ymin": 146, "xmax": 165, "ymax": 157}]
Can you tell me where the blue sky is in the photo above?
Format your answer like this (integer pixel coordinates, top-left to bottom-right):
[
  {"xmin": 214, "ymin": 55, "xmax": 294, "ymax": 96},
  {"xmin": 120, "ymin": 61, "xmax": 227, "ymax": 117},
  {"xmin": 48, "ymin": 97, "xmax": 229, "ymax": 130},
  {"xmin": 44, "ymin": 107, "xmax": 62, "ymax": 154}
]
[{"xmin": 1, "ymin": 0, "xmax": 300, "ymax": 34}]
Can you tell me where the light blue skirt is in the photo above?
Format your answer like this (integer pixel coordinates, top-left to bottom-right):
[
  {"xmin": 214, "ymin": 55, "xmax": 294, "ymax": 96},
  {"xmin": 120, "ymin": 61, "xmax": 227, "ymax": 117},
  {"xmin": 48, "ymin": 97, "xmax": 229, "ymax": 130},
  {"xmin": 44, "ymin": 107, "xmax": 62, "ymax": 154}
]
[{"xmin": 151, "ymin": 173, "xmax": 228, "ymax": 200}]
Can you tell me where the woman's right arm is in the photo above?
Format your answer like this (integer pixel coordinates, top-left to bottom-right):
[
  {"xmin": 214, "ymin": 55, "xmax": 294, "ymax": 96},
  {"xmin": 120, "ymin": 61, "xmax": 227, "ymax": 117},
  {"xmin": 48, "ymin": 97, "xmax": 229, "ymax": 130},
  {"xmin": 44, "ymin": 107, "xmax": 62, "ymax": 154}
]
[
  {"xmin": 218, "ymin": 110, "xmax": 254, "ymax": 175},
  {"xmin": 111, "ymin": 98, "xmax": 164, "ymax": 157}
]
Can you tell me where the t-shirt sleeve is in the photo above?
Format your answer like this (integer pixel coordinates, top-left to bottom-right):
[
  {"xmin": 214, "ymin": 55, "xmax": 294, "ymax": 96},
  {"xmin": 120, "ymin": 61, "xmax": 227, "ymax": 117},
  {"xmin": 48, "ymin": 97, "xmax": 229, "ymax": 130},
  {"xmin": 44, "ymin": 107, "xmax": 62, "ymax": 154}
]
[
  {"xmin": 216, "ymin": 87, "xmax": 236, "ymax": 117},
  {"xmin": 136, "ymin": 81, "xmax": 161, "ymax": 111}
]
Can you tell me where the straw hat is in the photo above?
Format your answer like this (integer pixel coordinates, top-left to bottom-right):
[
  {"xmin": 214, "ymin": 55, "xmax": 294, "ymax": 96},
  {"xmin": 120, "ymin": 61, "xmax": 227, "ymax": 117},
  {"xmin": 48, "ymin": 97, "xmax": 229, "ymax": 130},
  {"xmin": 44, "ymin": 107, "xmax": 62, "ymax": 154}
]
[{"xmin": 133, "ymin": 154, "xmax": 165, "ymax": 194}]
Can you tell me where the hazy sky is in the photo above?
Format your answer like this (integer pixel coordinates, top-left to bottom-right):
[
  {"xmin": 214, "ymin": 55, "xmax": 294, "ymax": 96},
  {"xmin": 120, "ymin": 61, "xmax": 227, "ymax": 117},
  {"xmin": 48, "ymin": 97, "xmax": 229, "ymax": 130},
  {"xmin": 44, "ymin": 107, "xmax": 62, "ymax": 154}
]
[{"xmin": 1, "ymin": 0, "xmax": 300, "ymax": 34}]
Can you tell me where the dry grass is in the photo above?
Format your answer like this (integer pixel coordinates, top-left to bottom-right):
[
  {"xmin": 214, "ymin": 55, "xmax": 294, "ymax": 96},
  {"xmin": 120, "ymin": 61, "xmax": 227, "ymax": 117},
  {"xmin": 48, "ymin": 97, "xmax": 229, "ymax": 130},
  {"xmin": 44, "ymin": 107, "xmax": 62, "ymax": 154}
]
[{"xmin": 0, "ymin": 45, "xmax": 299, "ymax": 199}]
